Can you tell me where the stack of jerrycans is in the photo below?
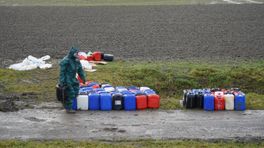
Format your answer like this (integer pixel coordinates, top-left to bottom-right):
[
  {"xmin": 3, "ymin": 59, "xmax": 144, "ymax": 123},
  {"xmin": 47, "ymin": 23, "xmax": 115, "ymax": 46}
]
[
  {"xmin": 183, "ymin": 89, "xmax": 210, "ymax": 110},
  {"xmin": 193, "ymin": 89, "xmax": 206, "ymax": 109},
  {"xmin": 199, "ymin": 88, "xmax": 246, "ymax": 111},
  {"xmin": 183, "ymin": 89, "xmax": 215, "ymax": 111},
  {"xmin": 193, "ymin": 89, "xmax": 212, "ymax": 110},
  {"xmin": 116, "ymin": 86, "xmax": 136, "ymax": 111}
]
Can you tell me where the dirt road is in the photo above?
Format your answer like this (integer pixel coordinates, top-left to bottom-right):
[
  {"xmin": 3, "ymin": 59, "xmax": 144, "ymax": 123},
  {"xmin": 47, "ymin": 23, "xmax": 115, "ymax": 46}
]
[
  {"xmin": 1, "ymin": 4, "xmax": 264, "ymax": 67},
  {"xmin": 0, "ymin": 103, "xmax": 263, "ymax": 141}
]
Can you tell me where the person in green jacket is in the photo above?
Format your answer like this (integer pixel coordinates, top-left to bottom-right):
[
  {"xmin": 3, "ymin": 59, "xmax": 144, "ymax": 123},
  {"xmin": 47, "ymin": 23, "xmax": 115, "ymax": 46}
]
[{"xmin": 59, "ymin": 47, "xmax": 86, "ymax": 113}]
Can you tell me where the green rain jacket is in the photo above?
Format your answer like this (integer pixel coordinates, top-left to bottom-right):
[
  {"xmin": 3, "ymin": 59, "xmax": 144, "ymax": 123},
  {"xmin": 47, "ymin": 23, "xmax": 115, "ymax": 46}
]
[{"xmin": 59, "ymin": 47, "xmax": 86, "ymax": 88}]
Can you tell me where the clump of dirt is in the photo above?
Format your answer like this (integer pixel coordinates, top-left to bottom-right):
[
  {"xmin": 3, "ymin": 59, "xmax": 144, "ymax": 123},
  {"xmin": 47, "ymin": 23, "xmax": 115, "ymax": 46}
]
[
  {"xmin": 103, "ymin": 127, "xmax": 118, "ymax": 132},
  {"xmin": 0, "ymin": 93, "xmax": 38, "ymax": 112},
  {"xmin": 0, "ymin": 94, "xmax": 19, "ymax": 112}
]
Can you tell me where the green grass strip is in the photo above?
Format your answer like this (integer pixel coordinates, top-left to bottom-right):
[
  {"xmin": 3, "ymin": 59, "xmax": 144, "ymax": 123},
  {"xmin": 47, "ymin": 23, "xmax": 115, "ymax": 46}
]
[
  {"xmin": 0, "ymin": 140, "xmax": 264, "ymax": 148},
  {"xmin": 0, "ymin": 0, "xmax": 218, "ymax": 6},
  {"xmin": 1, "ymin": 60, "xmax": 264, "ymax": 109}
]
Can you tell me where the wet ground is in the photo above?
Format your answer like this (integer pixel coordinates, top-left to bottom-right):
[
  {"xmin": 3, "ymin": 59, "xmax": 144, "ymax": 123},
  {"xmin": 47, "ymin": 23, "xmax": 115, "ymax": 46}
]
[
  {"xmin": 0, "ymin": 93, "xmax": 39, "ymax": 112},
  {"xmin": 1, "ymin": 4, "xmax": 264, "ymax": 67},
  {"xmin": 0, "ymin": 103, "xmax": 263, "ymax": 141}
]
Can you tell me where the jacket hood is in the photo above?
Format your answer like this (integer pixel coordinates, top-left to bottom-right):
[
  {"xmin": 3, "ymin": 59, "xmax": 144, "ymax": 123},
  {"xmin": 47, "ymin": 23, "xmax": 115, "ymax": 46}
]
[{"xmin": 67, "ymin": 47, "xmax": 79, "ymax": 59}]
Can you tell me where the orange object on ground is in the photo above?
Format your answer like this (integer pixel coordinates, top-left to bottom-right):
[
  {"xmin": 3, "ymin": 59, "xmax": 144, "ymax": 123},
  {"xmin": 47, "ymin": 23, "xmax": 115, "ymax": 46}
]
[{"xmin": 92, "ymin": 51, "xmax": 102, "ymax": 61}]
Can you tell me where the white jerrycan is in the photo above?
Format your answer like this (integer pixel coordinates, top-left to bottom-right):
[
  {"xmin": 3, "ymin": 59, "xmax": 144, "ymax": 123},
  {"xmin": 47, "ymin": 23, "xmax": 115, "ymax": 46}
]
[
  {"xmin": 77, "ymin": 95, "xmax": 89, "ymax": 110},
  {"xmin": 224, "ymin": 94, "xmax": 234, "ymax": 110}
]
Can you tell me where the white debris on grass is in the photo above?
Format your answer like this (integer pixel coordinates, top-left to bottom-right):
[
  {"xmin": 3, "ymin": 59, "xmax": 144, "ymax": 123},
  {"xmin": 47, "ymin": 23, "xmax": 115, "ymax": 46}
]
[
  {"xmin": 80, "ymin": 60, "xmax": 93, "ymax": 71},
  {"xmin": 78, "ymin": 52, "xmax": 88, "ymax": 60},
  {"xmin": 9, "ymin": 55, "xmax": 52, "ymax": 71}
]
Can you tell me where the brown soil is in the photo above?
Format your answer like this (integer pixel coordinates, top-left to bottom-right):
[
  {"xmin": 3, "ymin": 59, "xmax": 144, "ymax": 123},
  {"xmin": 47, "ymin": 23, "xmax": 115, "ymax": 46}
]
[{"xmin": 0, "ymin": 5, "xmax": 264, "ymax": 68}]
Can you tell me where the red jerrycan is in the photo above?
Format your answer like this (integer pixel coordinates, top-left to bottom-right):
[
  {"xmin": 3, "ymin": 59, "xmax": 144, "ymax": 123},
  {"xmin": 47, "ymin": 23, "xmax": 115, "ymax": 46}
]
[
  {"xmin": 214, "ymin": 91, "xmax": 225, "ymax": 110},
  {"xmin": 92, "ymin": 51, "xmax": 103, "ymax": 61}
]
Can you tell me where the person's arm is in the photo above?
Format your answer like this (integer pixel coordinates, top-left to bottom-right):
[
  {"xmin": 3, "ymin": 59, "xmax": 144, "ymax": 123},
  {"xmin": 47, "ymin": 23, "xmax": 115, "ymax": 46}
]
[{"xmin": 77, "ymin": 63, "xmax": 86, "ymax": 84}]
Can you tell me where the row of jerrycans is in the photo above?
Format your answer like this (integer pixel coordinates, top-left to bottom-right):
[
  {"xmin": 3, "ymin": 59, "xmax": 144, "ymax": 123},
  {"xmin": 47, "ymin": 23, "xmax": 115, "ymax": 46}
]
[
  {"xmin": 183, "ymin": 88, "xmax": 246, "ymax": 111},
  {"xmin": 75, "ymin": 85, "xmax": 160, "ymax": 111}
]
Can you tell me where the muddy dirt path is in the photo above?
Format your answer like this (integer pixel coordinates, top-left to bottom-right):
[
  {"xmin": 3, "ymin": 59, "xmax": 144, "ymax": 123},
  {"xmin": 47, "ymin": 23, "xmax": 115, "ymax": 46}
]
[{"xmin": 0, "ymin": 102, "xmax": 263, "ymax": 141}]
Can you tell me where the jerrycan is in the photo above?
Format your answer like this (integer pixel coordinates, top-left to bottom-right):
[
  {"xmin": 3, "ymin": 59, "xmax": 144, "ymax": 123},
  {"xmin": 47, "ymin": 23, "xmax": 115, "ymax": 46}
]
[
  {"xmin": 224, "ymin": 93, "xmax": 234, "ymax": 110},
  {"xmin": 112, "ymin": 92, "xmax": 124, "ymax": 110},
  {"xmin": 100, "ymin": 92, "xmax": 112, "ymax": 111},
  {"xmin": 77, "ymin": 94, "xmax": 89, "ymax": 110},
  {"xmin": 88, "ymin": 93, "xmax": 100, "ymax": 110},
  {"xmin": 234, "ymin": 92, "xmax": 246, "ymax": 111},
  {"xmin": 204, "ymin": 93, "xmax": 214, "ymax": 111},
  {"xmin": 214, "ymin": 91, "xmax": 225, "ymax": 111}
]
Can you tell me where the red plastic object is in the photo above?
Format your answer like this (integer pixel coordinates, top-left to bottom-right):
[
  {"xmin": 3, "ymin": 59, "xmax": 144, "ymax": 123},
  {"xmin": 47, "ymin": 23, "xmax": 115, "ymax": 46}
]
[
  {"xmin": 92, "ymin": 51, "xmax": 102, "ymax": 61},
  {"xmin": 214, "ymin": 91, "xmax": 225, "ymax": 110},
  {"xmin": 79, "ymin": 81, "xmax": 100, "ymax": 88},
  {"xmin": 87, "ymin": 55, "xmax": 93, "ymax": 61},
  {"xmin": 147, "ymin": 94, "xmax": 160, "ymax": 109},
  {"xmin": 92, "ymin": 84, "xmax": 100, "ymax": 89},
  {"xmin": 85, "ymin": 81, "xmax": 100, "ymax": 89},
  {"xmin": 136, "ymin": 95, "xmax": 147, "ymax": 110},
  {"xmin": 78, "ymin": 52, "xmax": 87, "ymax": 60}
]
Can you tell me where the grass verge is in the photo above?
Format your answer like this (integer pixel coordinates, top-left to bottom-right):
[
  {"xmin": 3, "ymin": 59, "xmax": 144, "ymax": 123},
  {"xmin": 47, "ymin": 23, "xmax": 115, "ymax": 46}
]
[
  {"xmin": 0, "ymin": 0, "xmax": 216, "ymax": 6},
  {"xmin": 0, "ymin": 60, "xmax": 264, "ymax": 109},
  {"xmin": 0, "ymin": 140, "xmax": 264, "ymax": 148}
]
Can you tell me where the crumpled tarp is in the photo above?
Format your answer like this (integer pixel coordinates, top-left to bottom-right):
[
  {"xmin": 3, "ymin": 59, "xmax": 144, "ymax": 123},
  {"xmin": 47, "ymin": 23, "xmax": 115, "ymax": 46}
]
[
  {"xmin": 80, "ymin": 60, "xmax": 93, "ymax": 71},
  {"xmin": 9, "ymin": 55, "xmax": 52, "ymax": 71}
]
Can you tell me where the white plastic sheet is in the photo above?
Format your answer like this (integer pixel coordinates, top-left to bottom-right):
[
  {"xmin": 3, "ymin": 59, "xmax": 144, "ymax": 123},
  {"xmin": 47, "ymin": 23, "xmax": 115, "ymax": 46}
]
[
  {"xmin": 9, "ymin": 55, "xmax": 52, "ymax": 71},
  {"xmin": 80, "ymin": 60, "xmax": 92, "ymax": 70}
]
